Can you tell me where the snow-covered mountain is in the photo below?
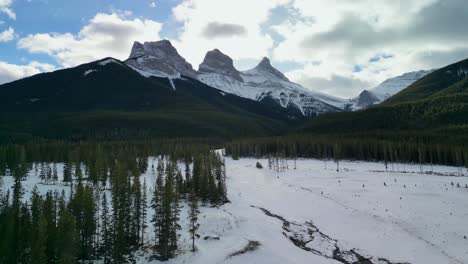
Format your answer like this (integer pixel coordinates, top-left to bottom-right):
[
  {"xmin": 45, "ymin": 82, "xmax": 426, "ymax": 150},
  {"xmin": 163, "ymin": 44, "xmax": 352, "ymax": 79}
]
[
  {"xmin": 345, "ymin": 90, "xmax": 381, "ymax": 111},
  {"xmin": 124, "ymin": 39, "xmax": 435, "ymax": 115},
  {"xmin": 371, "ymin": 70, "xmax": 434, "ymax": 100},
  {"xmin": 198, "ymin": 51, "xmax": 346, "ymax": 116},
  {"xmin": 346, "ymin": 69, "xmax": 434, "ymax": 110},
  {"xmin": 124, "ymin": 40, "xmax": 346, "ymax": 117}
]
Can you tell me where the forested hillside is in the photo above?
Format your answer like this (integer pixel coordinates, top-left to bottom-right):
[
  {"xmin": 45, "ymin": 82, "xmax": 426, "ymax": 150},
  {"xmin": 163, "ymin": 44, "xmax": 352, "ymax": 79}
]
[
  {"xmin": 297, "ymin": 58, "xmax": 468, "ymax": 146},
  {"xmin": 0, "ymin": 58, "xmax": 298, "ymax": 143}
]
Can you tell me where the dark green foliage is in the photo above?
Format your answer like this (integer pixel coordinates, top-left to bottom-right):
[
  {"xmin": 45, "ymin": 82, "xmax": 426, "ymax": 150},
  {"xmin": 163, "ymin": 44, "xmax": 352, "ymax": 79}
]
[
  {"xmin": 226, "ymin": 135, "xmax": 468, "ymax": 168},
  {"xmin": 56, "ymin": 194, "xmax": 78, "ymax": 264}
]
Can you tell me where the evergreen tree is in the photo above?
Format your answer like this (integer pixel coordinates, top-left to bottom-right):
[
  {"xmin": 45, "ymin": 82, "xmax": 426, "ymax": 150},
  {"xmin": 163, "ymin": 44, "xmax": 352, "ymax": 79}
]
[
  {"xmin": 63, "ymin": 162, "xmax": 72, "ymax": 185},
  {"xmin": 17, "ymin": 202, "xmax": 32, "ymax": 263},
  {"xmin": 56, "ymin": 194, "xmax": 78, "ymax": 264},
  {"xmin": 141, "ymin": 178, "xmax": 148, "ymax": 245},
  {"xmin": 42, "ymin": 191, "xmax": 58, "ymax": 263},
  {"xmin": 52, "ymin": 164, "xmax": 58, "ymax": 184},
  {"xmin": 29, "ymin": 187, "xmax": 47, "ymax": 264},
  {"xmin": 151, "ymin": 159, "xmax": 164, "ymax": 248},
  {"xmin": 100, "ymin": 192, "xmax": 112, "ymax": 264},
  {"xmin": 188, "ymin": 189, "xmax": 200, "ymax": 252},
  {"xmin": 132, "ymin": 174, "xmax": 142, "ymax": 245}
]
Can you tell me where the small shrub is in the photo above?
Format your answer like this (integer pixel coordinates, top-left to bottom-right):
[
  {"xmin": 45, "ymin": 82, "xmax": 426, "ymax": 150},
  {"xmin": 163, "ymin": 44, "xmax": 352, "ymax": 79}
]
[{"xmin": 256, "ymin": 162, "xmax": 263, "ymax": 169}]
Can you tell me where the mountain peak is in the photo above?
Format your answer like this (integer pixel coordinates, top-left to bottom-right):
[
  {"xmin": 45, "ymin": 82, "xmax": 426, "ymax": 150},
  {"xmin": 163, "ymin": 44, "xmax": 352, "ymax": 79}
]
[
  {"xmin": 254, "ymin": 57, "xmax": 289, "ymax": 82},
  {"xmin": 126, "ymin": 39, "xmax": 197, "ymax": 78},
  {"xmin": 257, "ymin": 57, "xmax": 271, "ymax": 67},
  {"xmin": 129, "ymin": 41, "xmax": 145, "ymax": 58},
  {"xmin": 198, "ymin": 49, "xmax": 243, "ymax": 82}
]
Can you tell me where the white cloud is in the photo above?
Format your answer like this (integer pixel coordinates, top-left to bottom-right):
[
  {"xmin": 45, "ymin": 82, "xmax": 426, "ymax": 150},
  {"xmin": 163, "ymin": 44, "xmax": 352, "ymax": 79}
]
[
  {"xmin": 0, "ymin": 61, "xmax": 56, "ymax": 85},
  {"xmin": 17, "ymin": 12, "xmax": 162, "ymax": 67},
  {"xmin": 271, "ymin": 0, "xmax": 468, "ymax": 97},
  {"xmin": 0, "ymin": 0, "xmax": 16, "ymax": 20},
  {"xmin": 170, "ymin": 0, "xmax": 289, "ymax": 70},
  {"xmin": 149, "ymin": 2, "xmax": 156, "ymax": 8},
  {"xmin": 0, "ymin": 26, "xmax": 14, "ymax": 42},
  {"xmin": 28, "ymin": 61, "xmax": 57, "ymax": 72}
]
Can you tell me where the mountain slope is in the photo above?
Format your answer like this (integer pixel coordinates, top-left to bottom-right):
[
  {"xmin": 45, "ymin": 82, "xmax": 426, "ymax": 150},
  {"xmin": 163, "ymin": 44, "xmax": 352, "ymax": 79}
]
[
  {"xmin": 371, "ymin": 70, "xmax": 434, "ymax": 101},
  {"xmin": 345, "ymin": 90, "xmax": 381, "ymax": 111},
  {"xmin": 384, "ymin": 59, "xmax": 468, "ymax": 104},
  {"xmin": 0, "ymin": 58, "xmax": 298, "ymax": 142},
  {"xmin": 298, "ymin": 58, "xmax": 468, "ymax": 145},
  {"xmin": 197, "ymin": 50, "xmax": 344, "ymax": 116},
  {"xmin": 125, "ymin": 40, "xmax": 346, "ymax": 116},
  {"xmin": 345, "ymin": 70, "xmax": 433, "ymax": 110}
]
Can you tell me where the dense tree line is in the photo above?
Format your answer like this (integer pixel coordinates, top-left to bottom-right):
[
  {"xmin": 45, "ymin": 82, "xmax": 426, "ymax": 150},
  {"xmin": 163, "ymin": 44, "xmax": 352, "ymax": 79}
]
[
  {"xmin": 226, "ymin": 135, "xmax": 468, "ymax": 171},
  {"xmin": 0, "ymin": 143, "xmax": 227, "ymax": 263}
]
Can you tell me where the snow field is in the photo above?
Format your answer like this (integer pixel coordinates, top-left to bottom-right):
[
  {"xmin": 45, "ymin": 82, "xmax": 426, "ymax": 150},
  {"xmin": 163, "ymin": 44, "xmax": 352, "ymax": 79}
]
[{"xmin": 2, "ymin": 157, "xmax": 467, "ymax": 263}]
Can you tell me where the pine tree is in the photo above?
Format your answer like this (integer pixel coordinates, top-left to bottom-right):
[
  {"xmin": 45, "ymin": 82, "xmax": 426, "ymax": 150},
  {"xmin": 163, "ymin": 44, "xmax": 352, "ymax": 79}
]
[
  {"xmin": 29, "ymin": 187, "xmax": 47, "ymax": 264},
  {"xmin": 42, "ymin": 191, "xmax": 58, "ymax": 263},
  {"xmin": 169, "ymin": 167, "xmax": 181, "ymax": 256},
  {"xmin": 10, "ymin": 171, "xmax": 24, "ymax": 263},
  {"xmin": 184, "ymin": 160, "xmax": 192, "ymax": 191},
  {"xmin": 17, "ymin": 202, "xmax": 32, "ymax": 263},
  {"xmin": 188, "ymin": 189, "xmax": 200, "ymax": 252},
  {"xmin": 63, "ymin": 162, "xmax": 72, "ymax": 185},
  {"xmin": 46, "ymin": 165, "xmax": 52, "ymax": 184},
  {"xmin": 132, "ymin": 174, "xmax": 142, "ymax": 245},
  {"xmin": 141, "ymin": 178, "xmax": 148, "ymax": 245},
  {"xmin": 31, "ymin": 214, "xmax": 48, "ymax": 264},
  {"xmin": 71, "ymin": 182, "xmax": 96, "ymax": 261},
  {"xmin": 151, "ymin": 159, "xmax": 164, "ymax": 248},
  {"xmin": 56, "ymin": 194, "xmax": 78, "ymax": 264},
  {"xmin": 74, "ymin": 163, "xmax": 83, "ymax": 182},
  {"xmin": 100, "ymin": 192, "xmax": 112, "ymax": 264},
  {"xmin": 52, "ymin": 163, "xmax": 58, "ymax": 184},
  {"xmin": 176, "ymin": 169, "xmax": 184, "ymax": 197}
]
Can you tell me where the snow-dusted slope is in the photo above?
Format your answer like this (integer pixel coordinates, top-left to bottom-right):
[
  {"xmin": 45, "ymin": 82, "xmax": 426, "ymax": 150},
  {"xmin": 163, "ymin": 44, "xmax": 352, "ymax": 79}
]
[
  {"xmin": 345, "ymin": 90, "xmax": 381, "ymax": 111},
  {"xmin": 124, "ymin": 40, "xmax": 347, "ymax": 117},
  {"xmin": 198, "ymin": 52, "xmax": 345, "ymax": 116},
  {"xmin": 124, "ymin": 40, "xmax": 435, "ymax": 115},
  {"xmin": 346, "ymin": 70, "xmax": 434, "ymax": 111},
  {"xmin": 371, "ymin": 70, "xmax": 434, "ymax": 101}
]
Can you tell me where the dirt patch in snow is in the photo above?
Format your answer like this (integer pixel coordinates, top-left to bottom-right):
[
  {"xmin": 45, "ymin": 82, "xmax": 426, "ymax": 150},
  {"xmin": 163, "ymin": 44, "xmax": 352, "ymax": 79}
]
[{"xmin": 227, "ymin": 240, "xmax": 261, "ymax": 258}]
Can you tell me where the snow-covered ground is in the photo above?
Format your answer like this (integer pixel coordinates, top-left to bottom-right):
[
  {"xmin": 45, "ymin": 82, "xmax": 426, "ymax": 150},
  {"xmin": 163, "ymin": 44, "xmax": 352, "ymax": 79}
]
[{"xmin": 2, "ymin": 158, "xmax": 467, "ymax": 264}]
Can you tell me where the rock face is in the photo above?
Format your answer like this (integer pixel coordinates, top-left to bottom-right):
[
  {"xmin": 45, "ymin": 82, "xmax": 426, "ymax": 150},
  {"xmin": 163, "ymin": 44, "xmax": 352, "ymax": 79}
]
[
  {"xmin": 129, "ymin": 42, "xmax": 146, "ymax": 58},
  {"xmin": 254, "ymin": 57, "xmax": 290, "ymax": 82},
  {"xmin": 125, "ymin": 40, "xmax": 198, "ymax": 78},
  {"xmin": 199, "ymin": 49, "xmax": 243, "ymax": 82}
]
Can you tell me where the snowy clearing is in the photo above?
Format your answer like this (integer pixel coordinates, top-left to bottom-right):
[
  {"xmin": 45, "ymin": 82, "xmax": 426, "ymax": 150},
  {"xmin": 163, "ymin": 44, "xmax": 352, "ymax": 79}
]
[{"xmin": 2, "ymin": 157, "xmax": 467, "ymax": 264}]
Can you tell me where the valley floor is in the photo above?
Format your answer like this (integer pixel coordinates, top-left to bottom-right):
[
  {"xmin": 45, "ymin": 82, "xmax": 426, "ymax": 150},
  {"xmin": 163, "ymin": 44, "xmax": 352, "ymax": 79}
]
[
  {"xmin": 171, "ymin": 158, "xmax": 468, "ymax": 264},
  {"xmin": 3, "ymin": 157, "xmax": 468, "ymax": 264}
]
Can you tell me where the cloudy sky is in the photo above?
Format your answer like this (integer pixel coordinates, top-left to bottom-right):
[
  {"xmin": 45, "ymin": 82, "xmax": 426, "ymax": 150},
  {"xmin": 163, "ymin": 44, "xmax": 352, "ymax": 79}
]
[{"xmin": 1, "ymin": 0, "xmax": 467, "ymax": 98}]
